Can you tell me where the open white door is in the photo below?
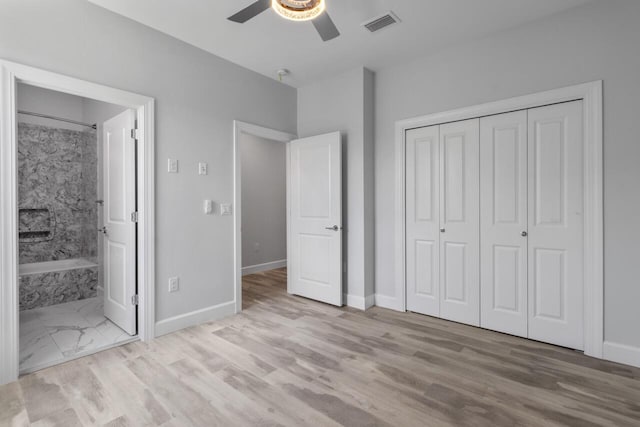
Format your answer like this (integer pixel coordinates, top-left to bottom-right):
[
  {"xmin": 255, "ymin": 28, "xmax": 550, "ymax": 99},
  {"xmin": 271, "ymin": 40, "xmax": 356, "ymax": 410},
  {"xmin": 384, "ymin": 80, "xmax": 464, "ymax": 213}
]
[
  {"xmin": 289, "ymin": 132, "xmax": 342, "ymax": 306},
  {"xmin": 102, "ymin": 110, "xmax": 137, "ymax": 335}
]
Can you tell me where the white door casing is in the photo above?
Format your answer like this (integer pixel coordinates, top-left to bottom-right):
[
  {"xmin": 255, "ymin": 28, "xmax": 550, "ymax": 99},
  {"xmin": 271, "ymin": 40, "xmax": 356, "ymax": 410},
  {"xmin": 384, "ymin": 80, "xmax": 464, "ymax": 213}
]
[
  {"xmin": 103, "ymin": 110, "xmax": 137, "ymax": 335},
  {"xmin": 439, "ymin": 119, "xmax": 480, "ymax": 326},
  {"xmin": 480, "ymin": 110, "xmax": 529, "ymax": 337},
  {"xmin": 527, "ymin": 101, "xmax": 584, "ymax": 350},
  {"xmin": 289, "ymin": 132, "xmax": 342, "ymax": 306},
  {"xmin": 405, "ymin": 125, "xmax": 440, "ymax": 316}
]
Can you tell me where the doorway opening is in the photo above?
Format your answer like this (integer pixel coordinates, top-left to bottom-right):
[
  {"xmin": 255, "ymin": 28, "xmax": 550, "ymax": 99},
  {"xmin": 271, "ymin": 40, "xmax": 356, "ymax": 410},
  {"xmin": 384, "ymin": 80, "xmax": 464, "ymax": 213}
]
[
  {"xmin": 233, "ymin": 121, "xmax": 343, "ymax": 312},
  {"xmin": 233, "ymin": 122, "xmax": 295, "ymax": 311},
  {"xmin": 0, "ymin": 60, "xmax": 155, "ymax": 385},
  {"xmin": 16, "ymin": 84, "xmax": 137, "ymax": 374}
]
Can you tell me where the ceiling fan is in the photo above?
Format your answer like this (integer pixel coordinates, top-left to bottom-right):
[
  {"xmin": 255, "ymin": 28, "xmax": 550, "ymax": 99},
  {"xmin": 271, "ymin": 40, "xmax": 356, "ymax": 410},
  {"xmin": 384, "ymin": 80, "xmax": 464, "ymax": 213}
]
[{"xmin": 228, "ymin": 0, "xmax": 340, "ymax": 42}]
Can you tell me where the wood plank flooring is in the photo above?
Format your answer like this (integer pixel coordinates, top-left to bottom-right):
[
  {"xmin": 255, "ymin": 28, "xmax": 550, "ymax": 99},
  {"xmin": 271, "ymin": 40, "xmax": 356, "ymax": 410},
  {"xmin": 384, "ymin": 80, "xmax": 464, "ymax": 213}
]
[{"xmin": 2, "ymin": 267, "xmax": 640, "ymax": 426}]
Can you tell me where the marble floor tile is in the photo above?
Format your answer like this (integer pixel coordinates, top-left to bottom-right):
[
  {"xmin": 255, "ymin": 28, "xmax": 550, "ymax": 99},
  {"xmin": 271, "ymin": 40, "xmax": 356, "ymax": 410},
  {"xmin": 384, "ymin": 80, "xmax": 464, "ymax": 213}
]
[
  {"xmin": 19, "ymin": 328, "xmax": 64, "ymax": 372},
  {"xmin": 19, "ymin": 297, "xmax": 134, "ymax": 373}
]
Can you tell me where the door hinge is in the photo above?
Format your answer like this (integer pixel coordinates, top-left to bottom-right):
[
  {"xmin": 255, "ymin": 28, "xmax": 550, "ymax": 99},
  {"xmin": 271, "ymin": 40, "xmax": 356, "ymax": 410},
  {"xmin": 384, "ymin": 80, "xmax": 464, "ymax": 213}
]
[
  {"xmin": 131, "ymin": 211, "xmax": 138, "ymax": 223},
  {"xmin": 131, "ymin": 294, "xmax": 139, "ymax": 306},
  {"xmin": 131, "ymin": 128, "xmax": 139, "ymax": 140}
]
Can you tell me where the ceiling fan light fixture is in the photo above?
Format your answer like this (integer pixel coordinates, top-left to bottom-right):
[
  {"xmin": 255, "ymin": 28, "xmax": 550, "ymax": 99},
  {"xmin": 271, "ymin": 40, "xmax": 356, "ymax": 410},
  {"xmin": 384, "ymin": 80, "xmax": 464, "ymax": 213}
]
[{"xmin": 272, "ymin": 0, "xmax": 326, "ymax": 22}]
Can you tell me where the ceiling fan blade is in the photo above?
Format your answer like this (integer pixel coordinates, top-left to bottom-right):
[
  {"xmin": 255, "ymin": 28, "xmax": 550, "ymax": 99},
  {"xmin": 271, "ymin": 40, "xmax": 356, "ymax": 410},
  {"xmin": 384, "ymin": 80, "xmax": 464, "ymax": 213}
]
[
  {"xmin": 228, "ymin": 0, "xmax": 271, "ymax": 23},
  {"xmin": 312, "ymin": 12, "xmax": 340, "ymax": 42}
]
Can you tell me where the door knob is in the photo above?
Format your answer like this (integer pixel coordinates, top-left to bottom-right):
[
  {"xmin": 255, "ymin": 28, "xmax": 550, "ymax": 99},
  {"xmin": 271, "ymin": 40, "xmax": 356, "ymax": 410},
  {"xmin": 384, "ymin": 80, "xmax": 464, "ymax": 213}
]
[
  {"xmin": 440, "ymin": 228, "xmax": 445, "ymax": 233},
  {"xmin": 325, "ymin": 225, "xmax": 340, "ymax": 231},
  {"xmin": 521, "ymin": 231, "xmax": 528, "ymax": 237}
]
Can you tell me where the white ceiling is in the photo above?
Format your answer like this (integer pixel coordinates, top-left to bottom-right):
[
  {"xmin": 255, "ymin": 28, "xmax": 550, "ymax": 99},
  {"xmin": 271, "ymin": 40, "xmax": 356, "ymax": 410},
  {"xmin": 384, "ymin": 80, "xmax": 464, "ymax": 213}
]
[{"xmin": 87, "ymin": 0, "xmax": 592, "ymax": 87}]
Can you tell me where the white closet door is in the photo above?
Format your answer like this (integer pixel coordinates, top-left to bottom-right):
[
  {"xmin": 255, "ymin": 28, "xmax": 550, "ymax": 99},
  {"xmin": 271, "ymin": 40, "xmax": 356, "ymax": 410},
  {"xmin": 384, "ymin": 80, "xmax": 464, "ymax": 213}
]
[
  {"xmin": 406, "ymin": 125, "xmax": 440, "ymax": 316},
  {"xmin": 527, "ymin": 101, "xmax": 584, "ymax": 350},
  {"xmin": 439, "ymin": 119, "xmax": 480, "ymax": 326},
  {"xmin": 480, "ymin": 111, "xmax": 528, "ymax": 337}
]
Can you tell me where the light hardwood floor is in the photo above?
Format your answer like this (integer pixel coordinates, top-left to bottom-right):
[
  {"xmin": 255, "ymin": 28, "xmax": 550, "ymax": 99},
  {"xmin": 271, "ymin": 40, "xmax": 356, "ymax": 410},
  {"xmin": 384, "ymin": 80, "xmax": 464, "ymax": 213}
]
[{"xmin": 2, "ymin": 267, "xmax": 640, "ymax": 426}]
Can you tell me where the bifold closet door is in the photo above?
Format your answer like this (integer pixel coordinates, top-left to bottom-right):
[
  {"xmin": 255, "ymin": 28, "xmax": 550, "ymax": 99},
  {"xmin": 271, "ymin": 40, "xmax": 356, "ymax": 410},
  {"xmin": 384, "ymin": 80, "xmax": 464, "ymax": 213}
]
[
  {"xmin": 527, "ymin": 101, "xmax": 584, "ymax": 350},
  {"xmin": 439, "ymin": 119, "xmax": 480, "ymax": 326},
  {"xmin": 480, "ymin": 111, "xmax": 528, "ymax": 337},
  {"xmin": 406, "ymin": 125, "xmax": 440, "ymax": 316}
]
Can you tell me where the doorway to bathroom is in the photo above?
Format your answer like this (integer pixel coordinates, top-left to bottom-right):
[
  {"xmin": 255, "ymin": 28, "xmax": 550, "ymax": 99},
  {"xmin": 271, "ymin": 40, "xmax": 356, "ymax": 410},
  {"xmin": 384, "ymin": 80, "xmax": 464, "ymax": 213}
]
[
  {"xmin": 16, "ymin": 84, "xmax": 137, "ymax": 373},
  {"xmin": 0, "ymin": 60, "xmax": 156, "ymax": 384}
]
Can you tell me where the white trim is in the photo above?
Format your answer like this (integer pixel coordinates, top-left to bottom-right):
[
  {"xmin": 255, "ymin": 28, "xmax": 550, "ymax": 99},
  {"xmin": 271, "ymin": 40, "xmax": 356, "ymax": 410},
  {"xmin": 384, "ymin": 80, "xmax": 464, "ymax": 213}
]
[
  {"xmin": 603, "ymin": 342, "xmax": 640, "ymax": 368},
  {"xmin": 374, "ymin": 294, "xmax": 402, "ymax": 311},
  {"xmin": 343, "ymin": 293, "xmax": 375, "ymax": 310},
  {"xmin": 393, "ymin": 81, "xmax": 604, "ymax": 359},
  {"xmin": 0, "ymin": 60, "xmax": 156, "ymax": 385},
  {"xmin": 242, "ymin": 259, "xmax": 287, "ymax": 276},
  {"xmin": 233, "ymin": 121, "xmax": 296, "ymax": 314},
  {"xmin": 155, "ymin": 301, "xmax": 236, "ymax": 337}
]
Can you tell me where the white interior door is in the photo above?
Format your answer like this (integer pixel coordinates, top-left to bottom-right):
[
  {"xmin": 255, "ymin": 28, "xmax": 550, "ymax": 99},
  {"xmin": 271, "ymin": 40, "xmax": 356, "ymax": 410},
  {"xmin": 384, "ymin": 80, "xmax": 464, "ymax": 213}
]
[
  {"xmin": 439, "ymin": 119, "xmax": 480, "ymax": 326},
  {"xmin": 527, "ymin": 101, "xmax": 584, "ymax": 350},
  {"xmin": 103, "ymin": 110, "xmax": 137, "ymax": 335},
  {"xmin": 406, "ymin": 125, "xmax": 440, "ymax": 316},
  {"xmin": 480, "ymin": 111, "xmax": 529, "ymax": 337},
  {"xmin": 289, "ymin": 132, "xmax": 342, "ymax": 306}
]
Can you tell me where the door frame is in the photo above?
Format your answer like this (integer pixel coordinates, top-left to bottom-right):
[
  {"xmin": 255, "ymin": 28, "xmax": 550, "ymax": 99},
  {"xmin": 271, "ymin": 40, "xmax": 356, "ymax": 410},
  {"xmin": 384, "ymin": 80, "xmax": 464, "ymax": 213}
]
[
  {"xmin": 0, "ymin": 60, "xmax": 156, "ymax": 385},
  {"xmin": 393, "ymin": 81, "xmax": 603, "ymax": 358},
  {"xmin": 233, "ymin": 120, "xmax": 296, "ymax": 313}
]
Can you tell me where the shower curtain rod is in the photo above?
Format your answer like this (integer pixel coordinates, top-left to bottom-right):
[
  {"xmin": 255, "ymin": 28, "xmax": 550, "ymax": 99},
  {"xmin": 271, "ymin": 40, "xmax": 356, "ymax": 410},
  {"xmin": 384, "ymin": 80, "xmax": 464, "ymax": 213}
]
[{"xmin": 17, "ymin": 110, "xmax": 97, "ymax": 130}]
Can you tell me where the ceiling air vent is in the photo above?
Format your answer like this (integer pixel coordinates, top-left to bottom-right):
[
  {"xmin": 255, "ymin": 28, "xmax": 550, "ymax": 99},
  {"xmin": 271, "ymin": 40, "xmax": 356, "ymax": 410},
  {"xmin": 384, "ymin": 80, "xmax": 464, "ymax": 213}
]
[{"xmin": 363, "ymin": 11, "xmax": 400, "ymax": 33}]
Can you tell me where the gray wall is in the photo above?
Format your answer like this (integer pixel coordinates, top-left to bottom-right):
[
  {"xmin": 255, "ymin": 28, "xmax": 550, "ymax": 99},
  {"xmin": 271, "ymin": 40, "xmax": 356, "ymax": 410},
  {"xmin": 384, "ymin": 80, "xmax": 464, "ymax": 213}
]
[
  {"xmin": 297, "ymin": 67, "xmax": 375, "ymax": 305},
  {"xmin": 240, "ymin": 133, "xmax": 287, "ymax": 268},
  {"xmin": 17, "ymin": 83, "xmax": 85, "ymax": 131},
  {"xmin": 374, "ymin": 0, "xmax": 640, "ymax": 348},
  {"xmin": 0, "ymin": 0, "xmax": 297, "ymax": 322}
]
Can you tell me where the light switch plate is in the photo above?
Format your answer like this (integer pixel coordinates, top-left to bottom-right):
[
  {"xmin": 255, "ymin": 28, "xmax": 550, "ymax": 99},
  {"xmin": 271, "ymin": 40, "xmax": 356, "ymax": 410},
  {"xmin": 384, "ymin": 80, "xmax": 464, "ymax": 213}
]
[
  {"xmin": 220, "ymin": 203, "xmax": 233, "ymax": 216},
  {"xmin": 168, "ymin": 276, "xmax": 179, "ymax": 293},
  {"xmin": 198, "ymin": 162, "xmax": 208, "ymax": 175},
  {"xmin": 168, "ymin": 159, "xmax": 178, "ymax": 173},
  {"xmin": 220, "ymin": 203, "xmax": 232, "ymax": 216},
  {"xmin": 204, "ymin": 199, "xmax": 214, "ymax": 215}
]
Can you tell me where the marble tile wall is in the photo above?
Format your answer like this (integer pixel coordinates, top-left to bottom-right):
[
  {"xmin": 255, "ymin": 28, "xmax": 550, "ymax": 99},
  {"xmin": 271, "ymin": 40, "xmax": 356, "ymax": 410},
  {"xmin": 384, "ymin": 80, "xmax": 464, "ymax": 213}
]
[
  {"xmin": 18, "ymin": 123, "xmax": 99, "ymax": 310},
  {"xmin": 18, "ymin": 123, "xmax": 98, "ymax": 263}
]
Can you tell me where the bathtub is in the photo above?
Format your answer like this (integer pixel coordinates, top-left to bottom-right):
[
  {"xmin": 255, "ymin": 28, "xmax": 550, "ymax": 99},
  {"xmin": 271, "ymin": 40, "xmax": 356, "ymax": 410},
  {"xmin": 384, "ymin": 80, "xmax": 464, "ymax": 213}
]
[{"xmin": 19, "ymin": 258, "xmax": 99, "ymax": 311}]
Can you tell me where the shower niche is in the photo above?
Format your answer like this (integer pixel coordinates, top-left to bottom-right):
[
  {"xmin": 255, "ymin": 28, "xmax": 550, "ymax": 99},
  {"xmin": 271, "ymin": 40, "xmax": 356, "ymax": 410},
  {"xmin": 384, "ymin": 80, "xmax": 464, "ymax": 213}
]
[{"xmin": 18, "ymin": 207, "xmax": 55, "ymax": 242}]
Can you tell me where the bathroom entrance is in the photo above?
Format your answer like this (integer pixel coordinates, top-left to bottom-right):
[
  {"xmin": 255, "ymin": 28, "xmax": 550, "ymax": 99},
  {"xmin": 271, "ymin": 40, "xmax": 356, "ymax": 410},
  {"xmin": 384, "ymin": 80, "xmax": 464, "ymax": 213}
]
[{"xmin": 17, "ymin": 84, "xmax": 138, "ymax": 373}]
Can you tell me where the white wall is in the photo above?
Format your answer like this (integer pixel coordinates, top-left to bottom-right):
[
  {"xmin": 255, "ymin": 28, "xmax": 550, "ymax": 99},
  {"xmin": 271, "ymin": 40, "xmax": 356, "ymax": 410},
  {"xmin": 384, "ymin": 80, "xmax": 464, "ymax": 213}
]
[
  {"xmin": 297, "ymin": 67, "xmax": 375, "ymax": 308},
  {"xmin": 374, "ymin": 0, "xmax": 640, "ymax": 348},
  {"xmin": 0, "ymin": 0, "xmax": 297, "ymax": 326},
  {"xmin": 240, "ymin": 133, "xmax": 287, "ymax": 269}
]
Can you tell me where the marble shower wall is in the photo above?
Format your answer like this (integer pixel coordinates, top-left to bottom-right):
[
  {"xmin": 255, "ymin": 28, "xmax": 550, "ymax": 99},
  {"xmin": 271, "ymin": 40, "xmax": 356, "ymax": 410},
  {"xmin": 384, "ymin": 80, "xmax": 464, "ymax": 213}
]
[{"xmin": 18, "ymin": 123, "xmax": 98, "ymax": 264}]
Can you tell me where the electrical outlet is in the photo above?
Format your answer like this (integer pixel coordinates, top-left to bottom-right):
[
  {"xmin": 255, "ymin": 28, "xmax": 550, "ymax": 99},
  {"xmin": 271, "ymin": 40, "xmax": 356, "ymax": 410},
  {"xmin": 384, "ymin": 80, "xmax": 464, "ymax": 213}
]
[
  {"xmin": 168, "ymin": 276, "xmax": 179, "ymax": 293},
  {"xmin": 253, "ymin": 242, "xmax": 260, "ymax": 252}
]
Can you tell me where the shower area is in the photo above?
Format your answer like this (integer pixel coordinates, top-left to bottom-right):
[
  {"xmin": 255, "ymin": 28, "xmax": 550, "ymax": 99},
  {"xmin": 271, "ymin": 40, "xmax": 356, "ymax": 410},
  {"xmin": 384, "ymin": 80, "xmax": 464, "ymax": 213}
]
[{"xmin": 17, "ymin": 84, "xmax": 134, "ymax": 374}]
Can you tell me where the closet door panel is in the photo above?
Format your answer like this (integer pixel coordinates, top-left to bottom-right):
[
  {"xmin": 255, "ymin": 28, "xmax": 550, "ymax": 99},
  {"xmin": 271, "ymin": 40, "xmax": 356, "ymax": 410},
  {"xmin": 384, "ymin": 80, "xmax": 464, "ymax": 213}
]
[
  {"xmin": 480, "ymin": 111, "xmax": 528, "ymax": 337},
  {"xmin": 528, "ymin": 101, "xmax": 584, "ymax": 350},
  {"xmin": 406, "ymin": 126, "xmax": 440, "ymax": 316},
  {"xmin": 439, "ymin": 119, "xmax": 480, "ymax": 326}
]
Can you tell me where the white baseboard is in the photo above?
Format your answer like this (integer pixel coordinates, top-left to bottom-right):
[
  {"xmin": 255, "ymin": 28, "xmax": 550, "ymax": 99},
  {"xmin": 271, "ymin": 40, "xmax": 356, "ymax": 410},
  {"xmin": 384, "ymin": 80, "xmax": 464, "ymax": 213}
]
[
  {"xmin": 603, "ymin": 341, "xmax": 640, "ymax": 368},
  {"xmin": 242, "ymin": 259, "xmax": 287, "ymax": 276},
  {"xmin": 155, "ymin": 300, "xmax": 236, "ymax": 337},
  {"xmin": 343, "ymin": 293, "xmax": 375, "ymax": 310},
  {"xmin": 374, "ymin": 294, "xmax": 403, "ymax": 311}
]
